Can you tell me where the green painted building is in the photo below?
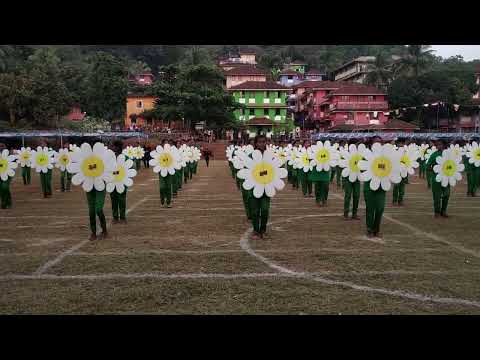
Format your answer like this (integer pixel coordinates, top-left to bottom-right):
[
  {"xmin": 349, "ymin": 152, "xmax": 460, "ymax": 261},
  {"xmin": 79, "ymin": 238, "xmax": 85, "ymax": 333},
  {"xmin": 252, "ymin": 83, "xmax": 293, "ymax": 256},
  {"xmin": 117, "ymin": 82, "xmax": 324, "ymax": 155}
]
[{"xmin": 229, "ymin": 81, "xmax": 290, "ymax": 124}]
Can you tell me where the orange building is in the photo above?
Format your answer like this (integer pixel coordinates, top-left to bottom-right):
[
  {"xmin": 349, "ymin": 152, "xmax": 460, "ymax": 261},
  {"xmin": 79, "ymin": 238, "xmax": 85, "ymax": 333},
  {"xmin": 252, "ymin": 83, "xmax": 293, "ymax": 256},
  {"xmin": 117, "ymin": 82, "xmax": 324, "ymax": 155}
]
[{"xmin": 124, "ymin": 95, "xmax": 156, "ymax": 128}]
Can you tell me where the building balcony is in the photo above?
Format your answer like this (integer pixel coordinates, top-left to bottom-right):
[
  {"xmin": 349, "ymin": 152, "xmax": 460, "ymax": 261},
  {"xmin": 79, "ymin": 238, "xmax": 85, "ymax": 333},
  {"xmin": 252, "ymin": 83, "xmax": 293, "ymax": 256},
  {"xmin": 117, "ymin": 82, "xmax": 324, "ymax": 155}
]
[{"xmin": 330, "ymin": 102, "xmax": 389, "ymax": 111}]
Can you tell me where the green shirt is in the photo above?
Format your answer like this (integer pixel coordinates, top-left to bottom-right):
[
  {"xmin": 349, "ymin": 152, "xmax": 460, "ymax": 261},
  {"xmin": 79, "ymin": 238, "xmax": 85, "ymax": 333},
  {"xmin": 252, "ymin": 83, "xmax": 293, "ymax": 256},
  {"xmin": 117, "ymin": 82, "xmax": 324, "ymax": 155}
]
[
  {"xmin": 308, "ymin": 168, "xmax": 330, "ymax": 182},
  {"xmin": 426, "ymin": 150, "xmax": 442, "ymax": 173}
]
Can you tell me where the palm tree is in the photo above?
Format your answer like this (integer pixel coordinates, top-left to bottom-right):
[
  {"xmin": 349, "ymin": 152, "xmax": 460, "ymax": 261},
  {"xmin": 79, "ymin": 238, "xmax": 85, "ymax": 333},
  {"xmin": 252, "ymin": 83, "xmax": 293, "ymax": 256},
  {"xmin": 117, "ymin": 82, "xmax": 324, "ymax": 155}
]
[
  {"xmin": 364, "ymin": 52, "xmax": 392, "ymax": 90},
  {"xmin": 399, "ymin": 45, "xmax": 434, "ymax": 78}
]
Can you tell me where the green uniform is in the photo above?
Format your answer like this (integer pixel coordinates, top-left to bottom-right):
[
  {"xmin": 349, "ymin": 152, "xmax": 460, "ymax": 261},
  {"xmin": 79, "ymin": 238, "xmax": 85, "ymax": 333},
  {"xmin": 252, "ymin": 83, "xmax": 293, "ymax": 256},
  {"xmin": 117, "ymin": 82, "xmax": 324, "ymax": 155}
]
[
  {"xmin": 184, "ymin": 164, "xmax": 190, "ymax": 184},
  {"xmin": 0, "ymin": 177, "xmax": 12, "ymax": 209},
  {"xmin": 159, "ymin": 173, "xmax": 173, "ymax": 206},
  {"xmin": 418, "ymin": 159, "xmax": 426, "ymax": 178},
  {"xmin": 60, "ymin": 170, "xmax": 72, "ymax": 192},
  {"xmin": 135, "ymin": 159, "xmax": 141, "ymax": 171},
  {"xmin": 298, "ymin": 170, "xmax": 312, "ymax": 196},
  {"xmin": 392, "ymin": 176, "xmax": 407, "ymax": 205},
  {"xmin": 40, "ymin": 169, "xmax": 53, "ymax": 197},
  {"xmin": 363, "ymin": 180, "xmax": 386, "ymax": 235},
  {"xmin": 343, "ymin": 178, "xmax": 360, "ymax": 217},
  {"xmin": 110, "ymin": 188, "xmax": 127, "ymax": 220},
  {"xmin": 308, "ymin": 168, "xmax": 330, "ymax": 204},
  {"xmin": 188, "ymin": 163, "xmax": 194, "ymax": 179},
  {"xmin": 464, "ymin": 155, "xmax": 476, "ymax": 196},
  {"xmin": 427, "ymin": 150, "xmax": 450, "ymax": 216},
  {"xmin": 330, "ymin": 165, "xmax": 342, "ymax": 187},
  {"xmin": 249, "ymin": 194, "xmax": 270, "ymax": 235},
  {"xmin": 21, "ymin": 166, "xmax": 31, "ymax": 185},
  {"xmin": 86, "ymin": 189, "xmax": 107, "ymax": 234},
  {"xmin": 193, "ymin": 161, "xmax": 198, "ymax": 175}
]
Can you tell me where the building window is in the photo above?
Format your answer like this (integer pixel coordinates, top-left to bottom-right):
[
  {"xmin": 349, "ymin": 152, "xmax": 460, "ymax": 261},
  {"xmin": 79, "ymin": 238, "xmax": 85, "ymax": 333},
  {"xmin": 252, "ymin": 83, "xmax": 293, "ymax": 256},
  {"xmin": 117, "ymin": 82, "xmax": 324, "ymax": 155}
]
[
  {"xmin": 368, "ymin": 95, "xmax": 375, "ymax": 101},
  {"xmin": 264, "ymin": 109, "xmax": 269, "ymax": 116},
  {"xmin": 264, "ymin": 91, "xmax": 268, "ymax": 97},
  {"xmin": 288, "ymin": 75, "xmax": 293, "ymax": 80},
  {"xmin": 341, "ymin": 96, "xmax": 348, "ymax": 102},
  {"xmin": 136, "ymin": 101, "xmax": 143, "ymax": 109},
  {"xmin": 250, "ymin": 110, "xmax": 256, "ymax": 117},
  {"xmin": 239, "ymin": 109, "xmax": 243, "ymax": 115},
  {"xmin": 239, "ymin": 91, "xmax": 243, "ymax": 97},
  {"xmin": 276, "ymin": 109, "xmax": 281, "ymax": 116}
]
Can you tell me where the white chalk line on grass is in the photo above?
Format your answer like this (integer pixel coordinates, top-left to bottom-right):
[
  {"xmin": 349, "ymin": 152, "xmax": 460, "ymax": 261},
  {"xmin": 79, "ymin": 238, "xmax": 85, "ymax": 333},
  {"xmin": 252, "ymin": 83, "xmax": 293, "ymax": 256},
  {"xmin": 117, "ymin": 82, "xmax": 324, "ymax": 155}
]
[
  {"xmin": 33, "ymin": 196, "xmax": 150, "ymax": 275},
  {"xmin": 240, "ymin": 213, "xmax": 480, "ymax": 309}
]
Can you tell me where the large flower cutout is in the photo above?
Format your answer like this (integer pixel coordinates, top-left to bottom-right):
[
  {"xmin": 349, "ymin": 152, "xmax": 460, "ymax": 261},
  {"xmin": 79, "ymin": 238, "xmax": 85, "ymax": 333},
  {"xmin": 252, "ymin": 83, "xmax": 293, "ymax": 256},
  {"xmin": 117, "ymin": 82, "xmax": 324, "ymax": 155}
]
[
  {"xmin": 433, "ymin": 149, "xmax": 464, "ymax": 187},
  {"xmin": 122, "ymin": 146, "xmax": 136, "ymax": 159},
  {"xmin": 53, "ymin": 148, "xmax": 72, "ymax": 172},
  {"xmin": 466, "ymin": 141, "xmax": 480, "ymax": 168},
  {"xmin": 359, "ymin": 143, "xmax": 401, "ymax": 191},
  {"xmin": 192, "ymin": 147, "xmax": 202, "ymax": 162},
  {"xmin": 419, "ymin": 144, "xmax": 429, "ymax": 161},
  {"xmin": 237, "ymin": 150, "xmax": 287, "ymax": 198},
  {"xmin": 294, "ymin": 147, "xmax": 313, "ymax": 172},
  {"xmin": 287, "ymin": 147, "xmax": 299, "ymax": 166},
  {"xmin": 67, "ymin": 142, "xmax": 116, "ymax": 192},
  {"xmin": 30, "ymin": 147, "xmax": 54, "ymax": 174},
  {"xmin": 339, "ymin": 143, "xmax": 366, "ymax": 183},
  {"xmin": 16, "ymin": 147, "xmax": 32, "ymax": 167},
  {"xmin": 0, "ymin": 149, "xmax": 18, "ymax": 181},
  {"xmin": 425, "ymin": 146, "xmax": 437, "ymax": 162},
  {"xmin": 133, "ymin": 146, "xmax": 145, "ymax": 160},
  {"xmin": 398, "ymin": 145, "xmax": 420, "ymax": 178},
  {"xmin": 106, "ymin": 154, "xmax": 137, "ymax": 194},
  {"xmin": 149, "ymin": 144, "xmax": 181, "ymax": 177},
  {"xmin": 307, "ymin": 140, "xmax": 340, "ymax": 172}
]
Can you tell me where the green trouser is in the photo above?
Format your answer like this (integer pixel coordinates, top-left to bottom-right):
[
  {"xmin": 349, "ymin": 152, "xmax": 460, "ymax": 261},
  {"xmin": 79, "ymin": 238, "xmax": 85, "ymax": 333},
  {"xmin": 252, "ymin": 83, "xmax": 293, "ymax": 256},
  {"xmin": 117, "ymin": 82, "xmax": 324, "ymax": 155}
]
[
  {"xmin": 298, "ymin": 171, "xmax": 312, "ymax": 196},
  {"xmin": 335, "ymin": 166, "xmax": 342, "ymax": 187},
  {"xmin": 229, "ymin": 162, "xmax": 235, "ymax": 178},
  {"xmin": 392, "ymin": 177, "xmax": 407, "ymax": 204},
  {"xmin": 0, "ymin": 178, "xmax": 12, "ymax": 209},
  {"xmin": 287, "ymin": 164, "xmax": 293, "ymax": 184},
  {"xmin": 159, "ymin": 174, "xmax": 172, "ymax": 205},
  {"xmin": 184, "ymin": 165, "xmax": 189, "ymax": 184},
  {"xmin": 110, "ymin": 188, "xmax": 127, "ymax": 220},
  {"xmin": 40, "ymin": 169, "xmax": 52, "ymax": 196},
  {"xmin": 466, "ymin": 170, "xmax": 475, "ymax": 195},
  {"xmin": 249, "ymin": 194, "xmax": 270, "ymax": 234},
  {"xmin": 172, "ymin": 171, "xmax": 179, "ymax": 196},
  {"xmin": 22, "ymin": 166, "xmax": 31, "ymax": 185},
  {"xmin": 343, "ymin": 179, "xmax": 360, "ymax": 217},
  {"xmin": 86, "ymin": 189, "xmax": 107, "ymax": 234},
  {"xmin": 178, "ymin": 168, "xmax": 183, "ymax": 190},
  {"xmin": 240, "ymin": 183, "xmax": 252, "ymax": 220},
  {"xmin": 61, "ymin": 170, "xmax": 72, "ymax": 191},
  {"xmin": 188, "ymin": 163, "xmax": 194, "ymax": 179},
  {"xmin": 364, "ymin": 184, "xmax": 386, "ymax": 234},
  {"xmin": 291, "ymin": 168, "xmax": 299, "ymax": 189},
  {"xmin": 314, "ymin": 180, "xmax": 329, "ymax": 204},
  {"xmin": 193, "ymin": 162, "xmax": 198, "ymax": 174},
  {"xmin": 419, "ymin": 160, "xmax": 426, "ymax": 178},
  {"xmin": 432, "ymin": 181, "xmax": 450, "ymax": 215},
  {"xmin": 136, "ymin": 159, "xmax": 141, "ymax": 171},
  {"xmin": 426, "ymin": 170, "xmax": 433, "ymax": 189}
]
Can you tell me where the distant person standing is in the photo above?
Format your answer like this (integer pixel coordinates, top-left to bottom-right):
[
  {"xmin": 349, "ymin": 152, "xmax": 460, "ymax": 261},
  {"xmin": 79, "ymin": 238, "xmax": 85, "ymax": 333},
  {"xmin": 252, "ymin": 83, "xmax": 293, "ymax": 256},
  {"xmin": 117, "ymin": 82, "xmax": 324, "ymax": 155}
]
[{"xmin": 202, "ymin": 147, "xmax": 213, "ymax": 167}]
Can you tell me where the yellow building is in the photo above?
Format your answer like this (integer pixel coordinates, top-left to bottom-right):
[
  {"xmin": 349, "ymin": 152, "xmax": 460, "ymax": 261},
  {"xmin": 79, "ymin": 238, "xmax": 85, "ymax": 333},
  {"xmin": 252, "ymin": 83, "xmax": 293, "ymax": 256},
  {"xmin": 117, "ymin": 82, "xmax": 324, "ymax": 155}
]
[{"xmin": 125, "ymin": 95, "xmax": 156, "ymax": 128}]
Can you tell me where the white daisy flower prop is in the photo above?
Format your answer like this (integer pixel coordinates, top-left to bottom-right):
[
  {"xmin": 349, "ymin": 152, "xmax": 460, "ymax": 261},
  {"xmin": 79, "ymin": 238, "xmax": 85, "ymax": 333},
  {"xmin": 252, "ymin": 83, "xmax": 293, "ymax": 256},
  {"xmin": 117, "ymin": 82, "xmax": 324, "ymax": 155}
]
[
  {"xmin": 133, "ymin": 146, "xmax": 145, "ymax": 160},
  {"xmin": 30, "ymin": 147, "xmax": 54, "ymax": 174},
  {"xmin": 232, "ymin": 150, "xmax": 247, "ymax": 170},
  {"xmin": 419, "ymin": 144, "xmax": 429, "ymax": 161},
  {"xmin": 287, "ymin": 147, "xmax": 299, "ymax": 166},
  {"xmin": 0, "ymin": 149, "xmax": 18, "ymax": 181},
  {"xmin": 67, "ymin": 142, "xmax": 116, "ymax": 192},
  {"xmin": 398, "ymin": 145, "xmax": 420, "ymax": 178},
  {"xmin": 106, "ymin": 154, "xmax": 137, "ymax": 194},
  {"xmin": 339, "ymin": 143, "xmax": 366, "ymax": 183},
  {"xmin": 122, "ymin": 146, "xmax": 136, "ymax": 159},
  {"xmin": 433, "ymin": 149, "xmax": 464, "ymax": 187},
  {"xmin": 192, "ymin": 147, "xmax": 202, "ymax": 162},
  {"xmin": 359, "ymin": 143, "xmax": 402, "ymax": 191},
  {"xmin": 307, "ymin": 140, "xmax": 340, "ymax": 172},
  {"xmin": 275, "ymin": 147, "xmax": 289, "ymax": 167},
  {"xmin": 226, "ymin": 146, "xmax": 235, "ymax": 162},
  {"xmin": 449, "ymin": 144, "xmax": 464, "ymax": 159},
  {"xmin": 294, "ymin": 147, "xmax": 313, "ymax": 172},
  {"xmin": 237, "ymin": 150, "xmax": 288, "ymax": 198},
  {"xmin": 149, "ymin": 144, "xmax": 181, "ymax": 177},
  {"xmin": 425, "ymin": 146, "xmax": 437, "ymax": 162},
  {"xmin": 466, "ymin": 142, "xmax": 480, "ymax": 168},
  {"xmin": 16, "ymin": 147, "xmax": 32, "ymax": 167},
  {"xmin": 53, "ymin": 148, "xmax": 72, "ymax": 172},
  {"xmin": 69, "ymin": 144, "xmax": 79, "ymax": 152}
]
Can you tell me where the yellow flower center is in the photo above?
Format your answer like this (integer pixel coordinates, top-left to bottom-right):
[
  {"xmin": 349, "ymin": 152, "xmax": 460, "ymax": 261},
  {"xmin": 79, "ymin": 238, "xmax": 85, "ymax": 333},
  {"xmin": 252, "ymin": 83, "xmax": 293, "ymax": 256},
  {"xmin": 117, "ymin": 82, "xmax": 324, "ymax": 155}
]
[
  {"xmin": 21, "ymin": 152, "xmax": 31, "ymax": 161},
  {"xmin": 349, "ymin": 154, "xmax": 362, "ymax": 172},
  {"xmin": 159, "ymin": 153, "xmax": 173, "ymax": 168},
  {"xmin": 315, "ymin": 148, "xmax": 330, "ymax": 164},
  {"xmin": 473, "ymin": 149, "xmax": 480, "ymax": 161},
  {"xmin": 442, "ymin": 159, "xmax": 457, "ymax": 177},
  {"xmin": 372, "ymin": 156, "xmax": 392, "ymax": 178},
  {"xmin": 301, "ymin": 153, "xmax": 309, "ymax": 166},
  {"xmin": 112, "ymin": 166, "xmax": 126, "ymax": 182},
  {"xmin": 59, "ymin": 154, "xmax": 70, "ymax": 166},
  {"xmin": 36, "ymin": 153, "xmax": 49, "ymax": 167},
  {"xmin": 400, "ymin": 154, "xmax": 412, "ymax": 167},
  {"xmin": 253, "ymin": 162, "xmax": 274, "ymax": 185},
  {"xmin": 81, "ymin": 156, "xmax": 105, "ymax": 177},
  {"xmin": 0, "ymin": 159, "xmax": 7, "ymax": 173}
]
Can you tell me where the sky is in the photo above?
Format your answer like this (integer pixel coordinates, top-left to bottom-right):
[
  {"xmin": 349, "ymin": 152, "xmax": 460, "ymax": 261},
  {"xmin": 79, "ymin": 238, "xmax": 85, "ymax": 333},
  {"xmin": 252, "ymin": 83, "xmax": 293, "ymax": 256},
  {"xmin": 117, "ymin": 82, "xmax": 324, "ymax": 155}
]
[{"xmin": 430, "ymin": 45, "xmax": 480, "ymax": 61}]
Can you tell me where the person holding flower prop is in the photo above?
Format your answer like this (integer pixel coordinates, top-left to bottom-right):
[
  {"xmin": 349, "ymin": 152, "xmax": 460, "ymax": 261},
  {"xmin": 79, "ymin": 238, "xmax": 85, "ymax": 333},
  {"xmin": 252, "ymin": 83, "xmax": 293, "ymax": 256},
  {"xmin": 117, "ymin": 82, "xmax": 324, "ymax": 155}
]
[
  {"xmin": 16, "ymin": 147, "xmax": 32, "ymax": 185},
  {"xmin": 295, "ymin": 144, "xmax": 313, "ymax": 198},
  {"xmin": 106, "ymin": 154, "xmax": 137, "ymax": 223},
  {"xmin": 237, "ymin": 135, "xmax": 287, "ymax": 239},
  {"xmin": 149, "ymin": 144, "xmax": 181, "ymax": 208},
  {"xmin": 330, "ymin": 142, "xmax": 344, "ymax": 189},
  {"xmin": 67, "ymin": 142, "xmax": 116, "ymax": 240},
  {"xmin": 0, "ymin": 146, "xmax": 18, "ymax": 209},
  {"xmin": 429, "ymin": 143, "xmax": 464, "ymax": 218},
  {"xmin": 359, "ymin": 142, "xmax": 402, "ymax": 238},
  {"xmin": 393, "ymin": 142, "xmax": 419, "ymax": 206},
  {"xmin": 54, "ymin": 147, "xmax": 73, "ymax": 192},
  {"xmin": 30, "ymin": 146, "xmax": 55, "ymax": 198},
  {"xmin": 425, "ymin": 144, "xmax": 437, "ymax": 189},
  {"xmin": 133, "ymin": 146, "xmax": 144, "ymax": 171},
  {"xmin": 339, "ymin": 142, "xmax": 365, "ymax": 220},
  {"xmin": 418, "ymin": 143, "xmax": 429, "ymax": 179},
  {"xmin": 233, "ymin": 148, "xmax": 253, "ymax": 221},
  {"xmin": 287, "ymin": 146, "xmax": 300, "ymax": 190},
  {"xmin": 307, "ymin": 140, "xmax": 339, "ymax": 207},
  {"xmin": 465, "ymin": 141, "xmax": 480, "ymax": 197}
]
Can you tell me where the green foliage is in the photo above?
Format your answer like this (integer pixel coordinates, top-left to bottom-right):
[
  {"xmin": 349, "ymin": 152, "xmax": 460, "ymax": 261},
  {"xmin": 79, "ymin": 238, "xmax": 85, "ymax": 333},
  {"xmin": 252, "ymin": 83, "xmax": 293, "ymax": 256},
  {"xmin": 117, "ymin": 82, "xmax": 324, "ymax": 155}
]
[{"xmin": 63, "ymin": 116, "xmax": 111, "ymax": 132}]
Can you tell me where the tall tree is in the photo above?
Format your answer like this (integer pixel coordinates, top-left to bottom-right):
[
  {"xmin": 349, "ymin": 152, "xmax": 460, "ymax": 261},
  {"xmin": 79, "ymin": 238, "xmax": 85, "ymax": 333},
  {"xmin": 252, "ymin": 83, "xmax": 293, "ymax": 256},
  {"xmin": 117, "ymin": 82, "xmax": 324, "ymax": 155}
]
[
  {"xmin": 364, "ymin": 52, "xmax": 393, "ymax": 89},
  {"xmin": 399, "ymin": 45, "xmax": 435, "ymax": 78}
]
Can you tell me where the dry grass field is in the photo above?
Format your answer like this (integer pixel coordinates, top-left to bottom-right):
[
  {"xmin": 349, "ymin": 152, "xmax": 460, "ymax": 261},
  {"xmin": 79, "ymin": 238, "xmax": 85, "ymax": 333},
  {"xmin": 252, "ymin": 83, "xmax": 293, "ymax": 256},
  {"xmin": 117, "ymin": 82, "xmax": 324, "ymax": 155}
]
[{"xmin": 1, "ymin": 159, "xmax": 480, "ymax": 314}]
